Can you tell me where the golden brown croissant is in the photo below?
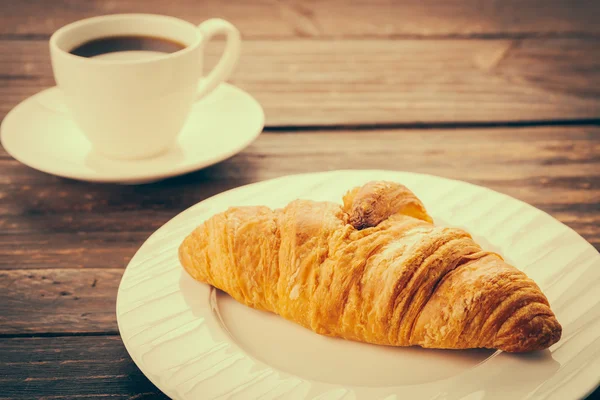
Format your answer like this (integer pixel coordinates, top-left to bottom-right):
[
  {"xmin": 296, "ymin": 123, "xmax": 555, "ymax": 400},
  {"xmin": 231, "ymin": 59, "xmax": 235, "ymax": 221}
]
[{"xmin": 179, "ymin": 181, "xmax": 561, "ymax": 352}]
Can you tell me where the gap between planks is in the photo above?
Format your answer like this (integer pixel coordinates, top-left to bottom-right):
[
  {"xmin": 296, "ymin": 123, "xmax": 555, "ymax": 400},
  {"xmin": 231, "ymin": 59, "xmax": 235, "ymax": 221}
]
[
  {"xmin": 262, "ymin": 119, "xmax": 600, "ymax": 132},
  {"xmin": 0, "ymin": 331, "xmax": 119, "ymax": 338}
]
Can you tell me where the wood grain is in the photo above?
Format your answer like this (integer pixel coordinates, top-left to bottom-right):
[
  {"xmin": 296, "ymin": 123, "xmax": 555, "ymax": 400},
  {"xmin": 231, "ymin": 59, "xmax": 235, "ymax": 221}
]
[
  {"xmin": 0, "ymin": 128, "xmax": 597, "ymax": 263},
  {"xmin": 0, "ymin": 269, "xmax": 120, "ymax": 335},
  {"xmin": 0, "ymin": 233, "xmax": 147, "ymax": 270},
  {"xmin": 0, "ymin": 336, "xmax": 598, "ymax": 400},
  {"xmin": 1, "ymin": 38, "xmax": 599, "ymax": 125},
  {"xmin": 1, "ymin": 128, "xmax": 598, "ymax": 208},
  {"xmin": 0, "ymin": 336, "xmax": 167, "ymax": 399},
  {"xmin": 2, "ymin": 0, "xmax": 599, "ymax": 38}
]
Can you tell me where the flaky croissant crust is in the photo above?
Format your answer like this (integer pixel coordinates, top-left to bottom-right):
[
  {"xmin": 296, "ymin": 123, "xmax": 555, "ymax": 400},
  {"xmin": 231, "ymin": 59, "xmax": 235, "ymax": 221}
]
[{"xmin": 179, "ymin": 181, "xmax": 561, "ymax": 352}]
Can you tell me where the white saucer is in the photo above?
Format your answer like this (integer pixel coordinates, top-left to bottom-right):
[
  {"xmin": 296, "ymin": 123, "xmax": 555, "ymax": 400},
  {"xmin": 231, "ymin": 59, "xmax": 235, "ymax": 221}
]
[{"xmin": 0, "ymin": 83, "xmax": 264, "ymax": 184}]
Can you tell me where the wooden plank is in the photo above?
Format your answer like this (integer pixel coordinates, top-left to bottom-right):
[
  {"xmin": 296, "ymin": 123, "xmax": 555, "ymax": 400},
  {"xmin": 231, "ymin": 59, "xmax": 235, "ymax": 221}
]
[
  {"xmin": 1, "ymin": 0, "xmax": 599, "ymax": 38},
  {"xmin": 2, "ymin": 156, "xmax": 598, "ymax": 216},
  {"xmin": 2, "ymin": 126, "xmax": 599, "ymax": 196},
  {"xmin": 0, "ymin": 128, "xmax": 598, "ymax": 277},
  {"xmin": 0, "ymin": 335, "xmax": 598, "ymax": 399},
  {"xmin": 0, "ymin": 210, "xmax": 171, "ymax": 233},
  {"xmin": 0, "ymin": 232, "xmax": 147, "ymax": 270},
  {"xmin": 0, "ymin": 269, "xmax": 120, "ymax": 335},
  {"xmin": 0, "ymin": 336, "xmax": 167, "ymax": 399},
  {"xmin": 0, "ymin": 205, "xmax": 597, "ymax": 273},
  {"xmin": 1, "ymin": 39, "xmax": 599, "ymax": 125}
]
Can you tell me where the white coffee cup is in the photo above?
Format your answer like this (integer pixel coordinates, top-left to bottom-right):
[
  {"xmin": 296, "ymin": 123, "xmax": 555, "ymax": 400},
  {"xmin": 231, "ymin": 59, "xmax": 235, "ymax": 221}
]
[{"xmin": 50, "ymin": 14, "xmax": 241, "ymax": 160}]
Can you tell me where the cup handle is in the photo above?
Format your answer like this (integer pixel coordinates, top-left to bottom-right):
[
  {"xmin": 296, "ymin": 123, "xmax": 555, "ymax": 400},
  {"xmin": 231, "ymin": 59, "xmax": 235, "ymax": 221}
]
[{"xmin": 196, "ymin": 19, "xmax": 241, "ymax": 100}]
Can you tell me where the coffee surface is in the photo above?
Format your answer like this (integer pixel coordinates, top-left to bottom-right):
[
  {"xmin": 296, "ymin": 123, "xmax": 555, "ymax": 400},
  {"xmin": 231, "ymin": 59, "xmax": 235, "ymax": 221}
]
[{"xmin": 69, "ymin": 35, "xmax": 186, "ymax": 58}]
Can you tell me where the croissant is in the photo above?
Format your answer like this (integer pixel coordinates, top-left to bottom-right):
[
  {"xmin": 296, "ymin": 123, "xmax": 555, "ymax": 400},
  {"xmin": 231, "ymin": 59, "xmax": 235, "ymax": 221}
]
[{"xmin": 179, "ymin": 181, "xmax": 561, "ymax": 352}]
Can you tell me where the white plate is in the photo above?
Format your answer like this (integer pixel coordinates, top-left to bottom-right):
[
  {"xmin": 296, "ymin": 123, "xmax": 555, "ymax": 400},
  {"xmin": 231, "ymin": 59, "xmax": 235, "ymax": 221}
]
[
  {"xmin": 116, "ymin": 170, "xmax": 600, "ymax": 399},
  {"xmin": 0, "ymin": 83, "xmax": 264, "ymax": 184}
]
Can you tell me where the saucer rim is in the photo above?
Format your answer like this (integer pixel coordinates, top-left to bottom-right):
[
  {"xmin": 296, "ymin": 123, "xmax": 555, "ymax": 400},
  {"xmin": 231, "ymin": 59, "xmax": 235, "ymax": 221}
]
[{"xmin": 0, "ymin": 83, "xmax": 265, "ymax": 184}]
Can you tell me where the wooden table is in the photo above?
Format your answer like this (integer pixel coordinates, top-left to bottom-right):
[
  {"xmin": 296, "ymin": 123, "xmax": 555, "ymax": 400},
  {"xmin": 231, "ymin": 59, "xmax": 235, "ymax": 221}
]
[{"xmin": 1, "ymin": 1, "xmax": 599, "ymax": 398}]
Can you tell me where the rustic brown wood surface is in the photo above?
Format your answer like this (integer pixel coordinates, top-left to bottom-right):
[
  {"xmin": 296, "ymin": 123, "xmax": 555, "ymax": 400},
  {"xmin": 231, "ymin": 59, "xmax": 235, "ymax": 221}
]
[
  {"xmin": 2, "ymin": 39, "xmax": 600, "ymax": 125},
  {"xmin": 0, "ymin": 0, "xmax": 599, "ymax": 399},
  {"xmin": 3, "ymin": 0, "xmax": 600, "ymax": 39},
  {"xmin": 0, "ymin": 336, "xmax": 169, "ymax": 399}
]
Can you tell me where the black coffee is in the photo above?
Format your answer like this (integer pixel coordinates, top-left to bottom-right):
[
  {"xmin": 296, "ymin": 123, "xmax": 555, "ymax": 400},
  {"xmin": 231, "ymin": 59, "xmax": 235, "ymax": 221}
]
[{"xmin": 69, "ymin": 35, "xmax": 186, "ymax": 58}]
